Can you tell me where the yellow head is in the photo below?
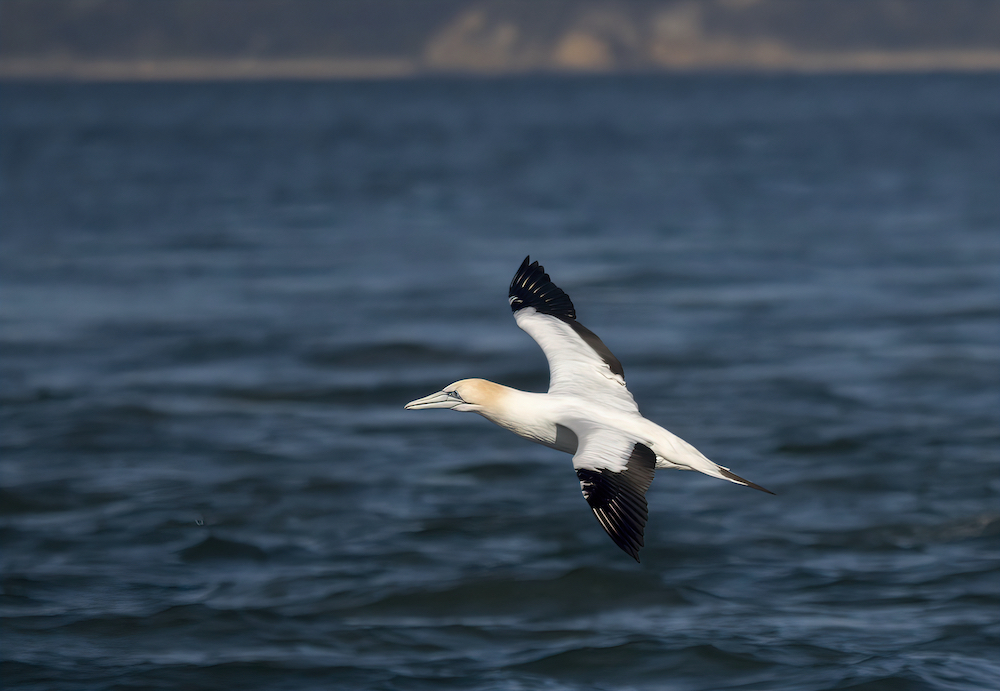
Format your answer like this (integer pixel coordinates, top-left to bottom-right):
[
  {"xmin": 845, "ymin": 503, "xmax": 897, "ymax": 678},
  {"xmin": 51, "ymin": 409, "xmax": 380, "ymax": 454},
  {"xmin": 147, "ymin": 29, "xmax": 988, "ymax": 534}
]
[{"xmin": 404, "ymin": 378, "xmax": 506, "ymax": 412}]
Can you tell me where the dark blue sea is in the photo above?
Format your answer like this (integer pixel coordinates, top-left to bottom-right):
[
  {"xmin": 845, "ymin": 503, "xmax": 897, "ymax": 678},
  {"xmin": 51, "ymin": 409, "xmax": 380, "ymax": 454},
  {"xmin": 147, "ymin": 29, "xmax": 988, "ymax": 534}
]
[{"xmin": 2, "ymin": 75, "xmax": 998, "ymax": 691}]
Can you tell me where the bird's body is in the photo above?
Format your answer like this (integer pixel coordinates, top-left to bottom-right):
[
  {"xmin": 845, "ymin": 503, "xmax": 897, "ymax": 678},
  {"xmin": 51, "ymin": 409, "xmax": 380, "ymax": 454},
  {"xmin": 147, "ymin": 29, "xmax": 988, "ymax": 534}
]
[
  {"xmin": 451, "ymin": 379, "xmax": 710, "ymax": 471},
  {"xmin": 406, "ymin": 257, "xmax": 771, "ymax": 561}
]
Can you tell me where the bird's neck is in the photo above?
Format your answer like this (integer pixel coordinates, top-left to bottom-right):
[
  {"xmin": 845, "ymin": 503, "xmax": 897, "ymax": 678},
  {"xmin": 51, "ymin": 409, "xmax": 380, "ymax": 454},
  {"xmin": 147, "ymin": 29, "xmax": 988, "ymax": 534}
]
[{"xmin": 473, "ymin": 384, "xmax": 573, "ymax": 452}]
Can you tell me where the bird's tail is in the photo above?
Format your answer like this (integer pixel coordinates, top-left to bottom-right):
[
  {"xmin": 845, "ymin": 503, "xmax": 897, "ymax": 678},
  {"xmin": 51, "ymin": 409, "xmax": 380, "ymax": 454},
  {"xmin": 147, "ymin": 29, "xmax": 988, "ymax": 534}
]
[
  {"xmin": 715, "ymin": 466, "xmax": 775, "ymax": 495},
  {"xmin": 657, "ymin": 434, "xmax": 775, "ymax": 494}
]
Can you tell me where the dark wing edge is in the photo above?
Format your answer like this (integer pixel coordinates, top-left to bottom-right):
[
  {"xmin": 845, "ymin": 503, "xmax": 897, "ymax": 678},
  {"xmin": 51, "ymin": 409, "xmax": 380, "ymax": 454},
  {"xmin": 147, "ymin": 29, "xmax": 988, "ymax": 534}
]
[
  {"xmin": 509, "ymin": 256, "xmax": 576, "ymax": 319},
  {"xmin": 576, "ymin": 443, "xmax": 656, "ymax": 562},
  {"xmin": 509, "ymin": 256, "xmax": 624, "ymax": 379},
  {"xmin": 565, "ymin": 319, "xmax": 625, "ymax": 379}
]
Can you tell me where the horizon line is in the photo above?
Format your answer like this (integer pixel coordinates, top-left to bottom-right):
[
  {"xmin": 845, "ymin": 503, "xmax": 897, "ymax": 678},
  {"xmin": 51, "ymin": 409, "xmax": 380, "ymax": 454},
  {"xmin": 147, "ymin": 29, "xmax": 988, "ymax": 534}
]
[{"xmin": 3, "ymin": 51, "xmax": 1000, "ymax": 82}]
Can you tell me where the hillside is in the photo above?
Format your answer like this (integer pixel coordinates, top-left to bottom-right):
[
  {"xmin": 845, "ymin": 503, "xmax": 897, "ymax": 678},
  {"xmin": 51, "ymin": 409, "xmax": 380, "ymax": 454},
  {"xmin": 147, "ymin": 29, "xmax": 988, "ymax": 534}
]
[{"xmin": 3, "ymin": 0, "xmax": 999, "ymax": 78}]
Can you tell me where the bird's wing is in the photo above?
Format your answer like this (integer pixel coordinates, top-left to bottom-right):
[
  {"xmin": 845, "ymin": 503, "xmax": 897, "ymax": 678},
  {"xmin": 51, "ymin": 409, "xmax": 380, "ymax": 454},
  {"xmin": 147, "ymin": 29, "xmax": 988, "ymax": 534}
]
[
  {"xmin": 509, "ymin": 257, "xmax": 639, "ymax": 414},
  {"xmin": 571, "ymin": 424, "xmax": 657, "ymax": 562}
]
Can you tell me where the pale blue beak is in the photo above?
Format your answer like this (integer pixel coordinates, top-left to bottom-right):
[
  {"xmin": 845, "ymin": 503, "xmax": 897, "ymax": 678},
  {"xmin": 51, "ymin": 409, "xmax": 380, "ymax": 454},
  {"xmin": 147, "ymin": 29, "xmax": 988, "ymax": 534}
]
[{"xmin": 404, "ymin": 390, "xmax": 459, "ymax": 410}]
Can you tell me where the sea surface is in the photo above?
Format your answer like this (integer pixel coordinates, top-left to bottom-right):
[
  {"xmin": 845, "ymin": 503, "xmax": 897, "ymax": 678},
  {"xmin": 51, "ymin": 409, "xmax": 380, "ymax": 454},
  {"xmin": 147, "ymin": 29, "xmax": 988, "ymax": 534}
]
[{"xmin": 2, "ymin": 75, "xmax": 998, "ymax": 691}]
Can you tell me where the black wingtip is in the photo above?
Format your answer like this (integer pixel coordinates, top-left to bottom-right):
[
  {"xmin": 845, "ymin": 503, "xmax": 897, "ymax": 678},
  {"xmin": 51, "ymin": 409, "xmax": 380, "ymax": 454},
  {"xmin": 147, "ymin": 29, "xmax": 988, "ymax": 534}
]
[
  {"xmin": 577, "ymin": 443, "xmax": 656, "ymax": 562},
  {"xmin": 508, "ymin": 256, "xmax": 576, "ymax": 320}
]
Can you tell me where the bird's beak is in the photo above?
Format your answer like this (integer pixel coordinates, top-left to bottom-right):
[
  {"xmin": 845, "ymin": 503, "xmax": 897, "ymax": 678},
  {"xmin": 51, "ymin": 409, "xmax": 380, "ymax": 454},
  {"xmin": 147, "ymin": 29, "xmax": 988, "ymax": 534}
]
[{"xmin": 404, "ymin": 390, "xmax": 458, "ymax": 410}]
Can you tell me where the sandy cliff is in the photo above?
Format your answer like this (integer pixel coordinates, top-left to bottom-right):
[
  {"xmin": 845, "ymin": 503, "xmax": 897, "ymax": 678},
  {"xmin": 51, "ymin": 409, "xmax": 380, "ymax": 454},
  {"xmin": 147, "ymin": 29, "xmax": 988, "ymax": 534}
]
[{"xmin": 3, "ymin": 0, "xmax": 999, "ymax": 78}]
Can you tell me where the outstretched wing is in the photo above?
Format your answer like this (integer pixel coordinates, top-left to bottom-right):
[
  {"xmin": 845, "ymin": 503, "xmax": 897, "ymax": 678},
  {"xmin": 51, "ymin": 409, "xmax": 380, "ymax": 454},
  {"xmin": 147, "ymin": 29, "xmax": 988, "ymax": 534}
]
[
  {"xmin": 571, "ymin": 426, "xmax": 657, "ymax": 562},
  {"xmin": 509, "ymin": 256, "xmax": 638, "ymax": 414}
]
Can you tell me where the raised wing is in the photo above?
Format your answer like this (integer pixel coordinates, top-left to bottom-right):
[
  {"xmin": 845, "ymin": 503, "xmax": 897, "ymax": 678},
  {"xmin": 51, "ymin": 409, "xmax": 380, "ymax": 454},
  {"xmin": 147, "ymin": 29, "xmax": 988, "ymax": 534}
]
[
  {"xmin": 509, "ymin": 257, "xmax": 638, "ymax": 414},
  {"xmin": 572, "ymin": 426, "xmax": 657, "ymax": 562}
]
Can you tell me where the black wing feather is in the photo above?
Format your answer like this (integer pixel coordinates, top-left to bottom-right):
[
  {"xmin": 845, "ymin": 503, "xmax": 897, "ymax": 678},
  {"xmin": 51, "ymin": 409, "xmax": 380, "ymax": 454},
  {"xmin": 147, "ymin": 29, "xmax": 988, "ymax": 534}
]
[
  {"xmin": 576, "ymin": 443, "xmax": 656, "ymax": 562},
  {"xmin": 509, "ymin": 256, "xmax": 576, "ymax": 319}
]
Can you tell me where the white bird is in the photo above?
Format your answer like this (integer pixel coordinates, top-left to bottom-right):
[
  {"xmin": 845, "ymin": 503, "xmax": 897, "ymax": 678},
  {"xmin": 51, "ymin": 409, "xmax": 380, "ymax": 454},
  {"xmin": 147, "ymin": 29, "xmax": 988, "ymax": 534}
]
[{"xmin": 405, "ymin": 257, "xmax": 772, "ymax": 562}]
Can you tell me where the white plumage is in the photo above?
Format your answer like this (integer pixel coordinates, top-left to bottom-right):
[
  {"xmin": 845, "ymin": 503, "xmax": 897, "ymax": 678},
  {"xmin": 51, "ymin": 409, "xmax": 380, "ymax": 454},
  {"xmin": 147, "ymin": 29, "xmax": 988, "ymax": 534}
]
[{"xmin": 405, "ymin": 256, "xmax": 771, "ymax": 561}]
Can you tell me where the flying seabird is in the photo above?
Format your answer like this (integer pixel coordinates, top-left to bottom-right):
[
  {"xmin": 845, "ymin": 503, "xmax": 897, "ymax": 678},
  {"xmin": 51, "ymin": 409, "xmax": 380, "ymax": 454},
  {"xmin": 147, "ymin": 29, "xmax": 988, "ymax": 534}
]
[{"xmin": 405, "ymin": 257, "xmax": 772, "ymax": 562}]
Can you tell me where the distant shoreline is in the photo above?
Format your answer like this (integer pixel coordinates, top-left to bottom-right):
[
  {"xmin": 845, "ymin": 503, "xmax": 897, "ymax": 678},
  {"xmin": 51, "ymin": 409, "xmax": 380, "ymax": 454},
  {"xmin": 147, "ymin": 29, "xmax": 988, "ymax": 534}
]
[
  {"xmin": 0, "ymin": 58, "xmax": 419, "ymax": 81},
  {"xmin": 3, "ymin": 51, "xmax": 1000, "ymax": 81}
]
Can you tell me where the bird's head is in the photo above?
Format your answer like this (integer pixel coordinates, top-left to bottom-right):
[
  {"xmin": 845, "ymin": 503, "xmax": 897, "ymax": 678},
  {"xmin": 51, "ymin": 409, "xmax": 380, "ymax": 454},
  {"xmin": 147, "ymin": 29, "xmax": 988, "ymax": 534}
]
[{"xmin": 404, "ymin": 378, "xmax": 503, "ymax": 413}]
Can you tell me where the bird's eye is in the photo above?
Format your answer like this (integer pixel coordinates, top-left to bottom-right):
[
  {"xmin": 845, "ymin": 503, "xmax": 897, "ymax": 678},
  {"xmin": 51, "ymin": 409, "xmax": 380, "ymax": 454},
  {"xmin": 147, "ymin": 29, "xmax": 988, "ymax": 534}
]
[{"xmin": 448, "ymin": 391, "xmax": 464, "ymax": 402}]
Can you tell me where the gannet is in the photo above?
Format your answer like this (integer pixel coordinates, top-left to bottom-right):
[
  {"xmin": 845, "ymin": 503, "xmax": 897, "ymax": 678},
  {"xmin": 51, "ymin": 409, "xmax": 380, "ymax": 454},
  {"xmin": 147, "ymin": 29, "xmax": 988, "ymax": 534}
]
[{"xmin": 405, "ymin": 257, "xmax": 772, "ymax": 562}]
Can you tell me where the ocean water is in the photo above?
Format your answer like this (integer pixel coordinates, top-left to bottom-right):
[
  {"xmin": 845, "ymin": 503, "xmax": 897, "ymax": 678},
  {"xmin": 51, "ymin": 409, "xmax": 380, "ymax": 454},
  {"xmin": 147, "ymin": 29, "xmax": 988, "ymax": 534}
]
[{"xmin": 1, "ymin": 75, "xmax": 998, "ymax": 691}]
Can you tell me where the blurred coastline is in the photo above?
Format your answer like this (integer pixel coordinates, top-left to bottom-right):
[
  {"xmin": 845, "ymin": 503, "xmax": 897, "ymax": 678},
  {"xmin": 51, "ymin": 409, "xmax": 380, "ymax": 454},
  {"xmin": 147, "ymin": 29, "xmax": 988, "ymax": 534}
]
[{"xmin": 3, "ymin": 0, "xmax": 1000, "ymax": 80}]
